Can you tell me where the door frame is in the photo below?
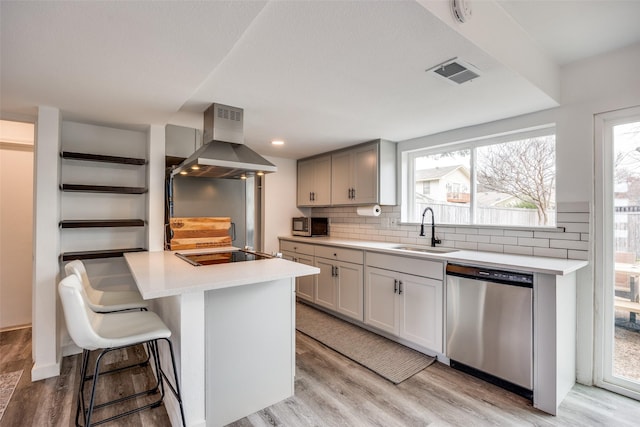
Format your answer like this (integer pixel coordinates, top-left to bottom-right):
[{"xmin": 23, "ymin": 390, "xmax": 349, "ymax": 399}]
[{"xmin": 594, "ymin": 105, "xmax": 640, "ymax": 400}]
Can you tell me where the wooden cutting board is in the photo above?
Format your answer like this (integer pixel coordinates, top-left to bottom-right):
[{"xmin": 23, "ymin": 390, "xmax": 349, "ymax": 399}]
[{"xmin": 169, "ymin": 217, "xmax": 232, "ymax": 250}]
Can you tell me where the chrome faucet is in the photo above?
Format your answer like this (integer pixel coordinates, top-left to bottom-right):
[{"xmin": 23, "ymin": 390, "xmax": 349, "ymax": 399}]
[{"xmin": 419, "ymin": 207, "xmax": 441, "ymax": 247}]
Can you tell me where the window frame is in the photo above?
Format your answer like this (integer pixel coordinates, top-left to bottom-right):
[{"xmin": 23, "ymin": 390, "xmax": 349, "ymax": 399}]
[{"xmin": 401, "ymin": 124, "xmax": 557, "ymax": 227}]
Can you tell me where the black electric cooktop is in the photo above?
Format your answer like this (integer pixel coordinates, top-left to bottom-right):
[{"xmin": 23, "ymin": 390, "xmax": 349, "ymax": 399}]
[{"xmin": 175, "ymin": 250, "xmax": 272, "ymax": 266}]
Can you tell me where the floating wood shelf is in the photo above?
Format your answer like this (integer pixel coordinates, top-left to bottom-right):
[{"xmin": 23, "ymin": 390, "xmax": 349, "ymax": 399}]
[
  {"xmin": 59, "ymin": 219, "xmax": 145, "ymax": 228},
  {"xmin": 60, "ymin": 248, "xmax": 146, "ymax": 262},
  {"xmin": 61, "ymin": 151, "xmax": 146, "ymax": 165},
  {"xmin": 60, "ymin": 184, "xmax": 148, "ymax": 194}
]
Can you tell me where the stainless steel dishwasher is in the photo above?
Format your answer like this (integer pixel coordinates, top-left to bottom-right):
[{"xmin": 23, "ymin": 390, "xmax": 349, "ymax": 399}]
[{"xmin": 446, "ymin": 263, "xmax": 533, "ymax": 399}]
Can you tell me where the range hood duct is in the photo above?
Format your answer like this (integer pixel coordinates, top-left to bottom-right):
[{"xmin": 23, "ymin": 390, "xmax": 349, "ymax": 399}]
[{"xmin": 172, "ymin": 103, "xmax": 277, "ymax": 179}]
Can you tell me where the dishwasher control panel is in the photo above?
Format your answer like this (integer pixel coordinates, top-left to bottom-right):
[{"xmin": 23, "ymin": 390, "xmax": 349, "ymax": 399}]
[{"xmin": 446, "ymin": 263, "xmax": 533, "ymax": 287}]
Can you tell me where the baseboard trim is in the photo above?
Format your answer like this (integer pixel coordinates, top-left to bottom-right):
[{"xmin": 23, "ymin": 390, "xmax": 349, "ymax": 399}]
[{"xmin": 31, "ymin": 360, "xmax": 60, "ymax": 381}]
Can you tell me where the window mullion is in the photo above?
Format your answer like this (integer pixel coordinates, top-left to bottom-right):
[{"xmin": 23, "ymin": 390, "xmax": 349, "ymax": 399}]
[{"xmin": 470, "ymin": 147, "xmax": 477, "ymax": 224}]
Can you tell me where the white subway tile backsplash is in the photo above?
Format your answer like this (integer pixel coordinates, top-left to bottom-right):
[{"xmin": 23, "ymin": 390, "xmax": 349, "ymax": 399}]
[
  {"xmin": 399, "ymin": 237, "xmax": 418, "ymax": 245},
  {"xmin": 503, "ymin": 245, "xmax": 534, "ymax": 256},
  {"xmin": 517, "ymin": 238, "xmax": 549, "ymax": 248},
  {"xmin": 557, "ymin": 222, "xmax": 590, "ymax": 233},
  {"xmin": 534, "ymin": 247, "xmax": 568, "ymax": 258},
  {"xmin": 477, "ymin": 243, "xmax": 504, "ymax": 253},
  {"xmin": 454, "ymin": 241, "xmax": 478, "ymax": 250},
  {"xmin": 504, "ymin": 230, "xmax": 534, "ymax": 238},
  {"xmin": 457, "ymin": 227, "xmax": 478, "ymax": 234},
  {"xmin": 313, "ymin": 202, "xmax": 591, "ymax": 261},
  {"xmin": 533, "ymin": 231, "xmax": 581, "ymax": 240},
  {"xmin": 478, "ymin": 228, "xmax": 505, "ymax": 236},
  {"xmin": 444, "ymin": 233, "xmax": 467, "ymax": 242},
  {"xmin": 550, "ymin": 239, "xmax": 589, "ymax": 251},
  {"xmin": 568, "ymin": 250, "xmax": 589, "ymax": 260},
  {"xmin": 466, "ymin": 235, "xmax": 491, "ymax": 243},
  {"xmin": 490, "ymin": 236, "xmax": 518, "ymax": 245}
]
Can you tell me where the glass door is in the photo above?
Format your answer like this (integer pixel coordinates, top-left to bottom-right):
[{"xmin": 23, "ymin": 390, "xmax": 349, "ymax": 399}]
[{"xmin": 595, "ymin": 107, "xmax": 640, "ymax": 400}]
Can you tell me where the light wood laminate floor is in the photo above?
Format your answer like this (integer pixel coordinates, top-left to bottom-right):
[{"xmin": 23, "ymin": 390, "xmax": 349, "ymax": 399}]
[{"xmin": 2, "ymin": 327, "xmax": 639, "ymax": 426}]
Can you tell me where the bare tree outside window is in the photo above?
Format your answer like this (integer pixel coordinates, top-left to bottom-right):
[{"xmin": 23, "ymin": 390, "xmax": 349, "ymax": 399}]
[
  {"xmin": 407, "ymin": 131, "xmax": 556, "ymax": 226},
  {"xmin": 477, "ymin": 136, "xmax": 556, "ymax": 225}
]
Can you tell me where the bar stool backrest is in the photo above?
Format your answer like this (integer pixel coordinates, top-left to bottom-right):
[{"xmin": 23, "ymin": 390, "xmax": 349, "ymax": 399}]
[
  {"xmin": 64, "ymin": 259, "xmax": 103, "ymax": 303},
  {"xmin": 58, "ymin": 274, "xmax": 104, "ymax": 351}
]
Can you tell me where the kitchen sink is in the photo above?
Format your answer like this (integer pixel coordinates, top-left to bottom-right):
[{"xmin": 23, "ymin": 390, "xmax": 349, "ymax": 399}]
[{"xmin": 392, "ymin": 245, "xmax": 459, "ymax": 254}]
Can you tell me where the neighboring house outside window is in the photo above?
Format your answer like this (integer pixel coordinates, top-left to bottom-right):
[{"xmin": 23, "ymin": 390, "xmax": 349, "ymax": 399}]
[{"xmin": 402, "ymin": 126, "xmax": 556, "ymax": 227}]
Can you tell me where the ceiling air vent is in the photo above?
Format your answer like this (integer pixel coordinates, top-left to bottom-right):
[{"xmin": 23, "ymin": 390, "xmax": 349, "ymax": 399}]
[{"xmin": 427, "ymin": 58, "xmax": 480, "ymax": 85}]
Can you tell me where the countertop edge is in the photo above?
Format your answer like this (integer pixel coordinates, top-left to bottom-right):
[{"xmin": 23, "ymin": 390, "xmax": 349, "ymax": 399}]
[
  {"xmin": 278, "ymin": 236, "xmax": 588, "ymax": 276},
  {"xmin": 125, "ymin": 251, "xmax": 320, "ymax": 299}
]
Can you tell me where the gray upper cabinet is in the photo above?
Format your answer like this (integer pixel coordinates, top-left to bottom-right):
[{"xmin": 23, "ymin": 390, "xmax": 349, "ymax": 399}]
[
  {"xmin": 165, "ymin": 124, "xmax": 202, "ymax": 159},
  {"xmin": 297, "ymin": 139, "xmax": 397, "ymax": 207},
  {"xmin": 297, "ymin": 155, "xmax": 332, "ymax": 206},
  {"xmin": 331, "ymin": 139, "xmax": 396, "ymax": 206}
]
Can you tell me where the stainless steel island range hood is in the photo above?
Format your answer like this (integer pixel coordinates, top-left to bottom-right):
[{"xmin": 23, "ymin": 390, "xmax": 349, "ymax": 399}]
[{"xmin": 171, "ymin": 103, "xmax": 277, "ymax": 179}]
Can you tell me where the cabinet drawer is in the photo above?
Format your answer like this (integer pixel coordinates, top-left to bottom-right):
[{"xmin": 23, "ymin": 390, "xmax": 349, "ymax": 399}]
[
  {"xmin": 279, "ymin": 240, "xmax": 315, "ymax": 256},
  {"xmin": 315, "ymin": 245, "xmax": 363, "ymax": 265},
  {"xmin": 366, "ymin": 252, "xmax": 443, "ymax": 280}
]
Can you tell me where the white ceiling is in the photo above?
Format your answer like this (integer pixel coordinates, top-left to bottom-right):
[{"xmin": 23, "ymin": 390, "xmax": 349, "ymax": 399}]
[{"xmin": 2, "ymin": 0, "xmax": 639, "ymax": 160}]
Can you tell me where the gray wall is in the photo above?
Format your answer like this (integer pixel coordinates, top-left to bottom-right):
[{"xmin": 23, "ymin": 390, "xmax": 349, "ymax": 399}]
[{"xmin": 172, "ymin": 176, "xmax": 247, "ymax": 248}]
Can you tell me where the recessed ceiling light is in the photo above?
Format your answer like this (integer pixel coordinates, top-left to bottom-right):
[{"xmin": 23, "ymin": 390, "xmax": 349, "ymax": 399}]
[
  {"xmin": 191, "ymin": 165, "xmax": 200, "ymax": 170},
  {"xmin": 271, "ymin": 140, "xmax": 285, "ymax": 146},
  {"xmin": 179, "ymin": 171, "xmax": 188, "ymax": 175}
]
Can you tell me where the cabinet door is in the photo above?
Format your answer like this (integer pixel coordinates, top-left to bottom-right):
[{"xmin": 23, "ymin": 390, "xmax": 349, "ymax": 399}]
[
  {"xmin": 330, "ymin": 151, "xmax": 352, "ymax": 205},
  {"xmin": 336, "ymin": 261, "xmax": 363, "ymax": 321},
  {"xmin": 298, "ymin": 156, "xmax": 332, "ymax": 206},
  {"xmin": 398, "ymin": 273, "xmax": 443, "ymax": 352},
  {"xmin": 364, "ymin": 267, "xmax": 398, "ymax": 335},
  {"xmin": 314, "ymin": 258, "xmax": 337, "ymax": 310},
  {"xmin": 297, "ymin": 159, "xmax": 315, "ymax": 206},
  {"xmin": 296, "ymin": 254, "xmax": 315, "ymax": 302},
  {"xmin": 312, "ymin": 156, "xmax": 332, "ymax": 205},
  {"xmin": 352, "ymin": 144, "xmax": 378, "ymax": 204},
  {"xmin": 282, "ymin": 251, "xmax": 315, "ymax": 302}
]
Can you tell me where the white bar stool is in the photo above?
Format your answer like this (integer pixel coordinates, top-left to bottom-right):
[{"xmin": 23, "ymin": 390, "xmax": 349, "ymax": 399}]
[
  {"xmin": 64, "ymin": 259, "xmax": 148, "ymax": 312},
  {"xmin": 65, "ymin": 259, "xmax": 152, "ymax": 375},
  {"xmin": 58, "ymin": 274, "xmax": 186, "ymax": 426}
]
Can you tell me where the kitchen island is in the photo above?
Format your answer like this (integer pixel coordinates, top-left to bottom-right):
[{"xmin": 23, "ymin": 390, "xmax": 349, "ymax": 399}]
[{"xmin": 124, "ymin": 249, "xmax": 319, "ymax": 427}]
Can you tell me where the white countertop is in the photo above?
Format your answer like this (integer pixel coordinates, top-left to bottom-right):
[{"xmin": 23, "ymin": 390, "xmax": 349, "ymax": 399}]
[
  {"xmin": 124, "ymin": 247, "xmax": 320, "ymax": 299},
  {"xmin": 279, "ymin": 236, "xmax": 588, "ymax": 276}
]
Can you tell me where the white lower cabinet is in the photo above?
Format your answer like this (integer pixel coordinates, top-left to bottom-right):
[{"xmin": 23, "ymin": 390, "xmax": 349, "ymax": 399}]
[
  {"xmin": 280, "ymin": 240, "xmax": 316, "ymax": 303},
  {"xmin": 313, "ymin": 245, "xmax": 364, "ymax": 321},
  {"xmin": 283, "ymin": 252, "xmax": 315, "ymax": 302},
  {"xmin": 365, "ymin": 255, "xmax": 444, "ymax": 353},
  {"xmin": 314, "ymin": 257, "xmax": 337, "ymax": 310},
  {"xmin": 315, "ymin": 257, "xmax": 363, "ymax": 321}
]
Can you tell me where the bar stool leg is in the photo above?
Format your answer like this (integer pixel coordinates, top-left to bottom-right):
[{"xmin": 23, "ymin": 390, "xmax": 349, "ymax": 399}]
[
  {"xmin": 75, "ymin": 342, "xmax": 185, "ymax": 427},
  {"xmin": 75, "ymin": 349, "xmax": 91, "ymax": 427},
  {"xmin": 160, "ymin": 338, "xmax": 186, "ymax": 427}
]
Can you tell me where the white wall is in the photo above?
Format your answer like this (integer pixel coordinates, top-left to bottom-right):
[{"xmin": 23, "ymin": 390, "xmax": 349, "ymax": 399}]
[
  {"xmin": 263, "ymin": 156, "xmax": 308, "ymax": 254},
  {"xmin": 0, "ymin": 121, "xmax": 34, "ymax": 330},
  {"xmin": 557, "ymin": 42, "xmax": 640, "ymax": 385},
  {"xmin": 32, "ymin": 106, "xmax": 61, "ymax": 381}
]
